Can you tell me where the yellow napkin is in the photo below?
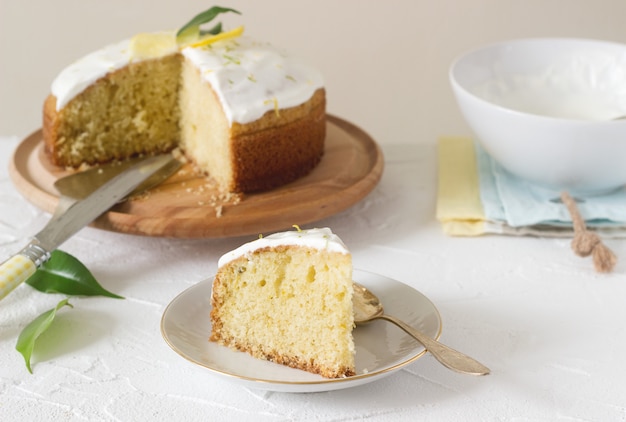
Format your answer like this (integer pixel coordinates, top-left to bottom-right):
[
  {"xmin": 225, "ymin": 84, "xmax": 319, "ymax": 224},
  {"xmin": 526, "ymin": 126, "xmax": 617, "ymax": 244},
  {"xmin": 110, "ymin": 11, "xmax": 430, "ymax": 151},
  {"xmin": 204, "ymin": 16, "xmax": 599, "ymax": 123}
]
[{"xmin": 436, "ymin": 137, "xmax": 486, "ymax": 236}]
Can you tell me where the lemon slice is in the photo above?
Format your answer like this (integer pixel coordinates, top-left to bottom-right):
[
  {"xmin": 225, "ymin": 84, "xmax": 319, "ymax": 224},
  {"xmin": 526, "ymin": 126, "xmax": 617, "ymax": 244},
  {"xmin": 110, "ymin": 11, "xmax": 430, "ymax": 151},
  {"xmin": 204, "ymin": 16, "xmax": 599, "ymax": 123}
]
[
  {"xmin": 129, "ymin": 32, "xmax": 178, "ymax": 60},
  {"xmin": 180, "ymin": 25, "xmax": 244, "ymax": 49}
]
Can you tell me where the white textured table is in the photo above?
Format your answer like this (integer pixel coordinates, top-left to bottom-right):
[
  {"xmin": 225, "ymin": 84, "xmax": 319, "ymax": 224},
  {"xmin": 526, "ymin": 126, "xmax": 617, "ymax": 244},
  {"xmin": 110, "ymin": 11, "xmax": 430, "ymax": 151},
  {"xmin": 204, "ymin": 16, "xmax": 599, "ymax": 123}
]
[{"xmin": 1, "ymin": 135, "xmax": 626, "ymax": 421}]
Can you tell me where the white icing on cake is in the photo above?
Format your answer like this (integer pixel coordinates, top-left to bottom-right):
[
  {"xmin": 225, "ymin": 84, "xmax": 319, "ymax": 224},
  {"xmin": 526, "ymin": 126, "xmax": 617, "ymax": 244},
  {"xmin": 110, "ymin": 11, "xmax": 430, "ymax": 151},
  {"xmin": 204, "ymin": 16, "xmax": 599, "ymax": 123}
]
[
  {"xmin": 218, "ymin": 227, "xmax": 349, "ymax": 268},
  {"xmin": 52, "ymin": 39, "xmax": 140, "ymax": 110},
  {"xmin": 182, "ymin": 38, "xmax": 323, "ymax": 124},
  {"xmin": 50, "ymin": 33, "xmax": 323, "ymax": 125}
]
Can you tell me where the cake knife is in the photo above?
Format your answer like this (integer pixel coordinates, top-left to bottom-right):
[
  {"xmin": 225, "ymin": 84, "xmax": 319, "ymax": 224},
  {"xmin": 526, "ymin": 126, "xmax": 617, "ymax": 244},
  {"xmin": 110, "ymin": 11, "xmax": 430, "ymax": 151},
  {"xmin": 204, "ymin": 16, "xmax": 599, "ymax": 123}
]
[{"xmin": 0, "ymin": 154, "xmax": 176, "ymax": 301}]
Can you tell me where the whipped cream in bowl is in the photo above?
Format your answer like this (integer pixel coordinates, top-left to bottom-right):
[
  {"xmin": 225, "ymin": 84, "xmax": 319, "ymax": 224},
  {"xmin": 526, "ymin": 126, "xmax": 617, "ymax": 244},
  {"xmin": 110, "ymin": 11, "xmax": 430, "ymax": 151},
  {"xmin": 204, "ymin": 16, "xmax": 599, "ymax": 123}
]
[{"xmin": 450, "ymin": 38, "xmax": 626, "ymax": 193}]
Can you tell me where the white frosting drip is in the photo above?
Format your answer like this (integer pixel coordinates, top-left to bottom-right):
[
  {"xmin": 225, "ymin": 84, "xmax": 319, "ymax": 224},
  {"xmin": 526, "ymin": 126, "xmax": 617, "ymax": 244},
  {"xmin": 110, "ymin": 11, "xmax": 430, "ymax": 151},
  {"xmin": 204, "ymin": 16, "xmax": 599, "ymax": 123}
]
[
  {"xmin": 182, "ymin": 37, "xmax": 323, "ymax": 124},
  {"xmin": 51, "ymin": 33, "xmax": 179, "ymax": 110},
  {"xmin": 217, "ymin": 228, "xmax": 349, "ymax": 268},
  {"xmin": 50, "ymin": 34, "xmax": 323, "ymax": 124}
]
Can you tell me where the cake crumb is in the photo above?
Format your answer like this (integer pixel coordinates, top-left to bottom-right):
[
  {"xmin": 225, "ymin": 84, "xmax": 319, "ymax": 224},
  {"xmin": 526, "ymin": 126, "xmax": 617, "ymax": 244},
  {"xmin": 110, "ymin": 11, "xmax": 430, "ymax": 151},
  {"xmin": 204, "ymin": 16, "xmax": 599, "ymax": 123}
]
[{"xmin": 171, "ymin": 147, "xmax": 188, "ymax": 163}]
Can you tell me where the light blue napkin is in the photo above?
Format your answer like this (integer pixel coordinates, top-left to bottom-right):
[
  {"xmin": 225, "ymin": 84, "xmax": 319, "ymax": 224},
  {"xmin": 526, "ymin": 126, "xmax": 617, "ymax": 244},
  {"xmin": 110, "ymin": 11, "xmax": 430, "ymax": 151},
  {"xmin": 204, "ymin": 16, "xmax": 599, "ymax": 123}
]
[{"xmin": 475, "ymin": 143, "xmax": 626, "ymax": 228}]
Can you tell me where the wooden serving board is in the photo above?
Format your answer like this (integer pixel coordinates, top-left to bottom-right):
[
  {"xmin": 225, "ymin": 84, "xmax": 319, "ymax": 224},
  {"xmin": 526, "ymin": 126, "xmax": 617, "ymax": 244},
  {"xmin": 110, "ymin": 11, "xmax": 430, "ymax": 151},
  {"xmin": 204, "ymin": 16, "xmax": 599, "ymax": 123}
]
[{"xmin": 9, "ymin": 115, "xmax": 384, "ymax": 238}]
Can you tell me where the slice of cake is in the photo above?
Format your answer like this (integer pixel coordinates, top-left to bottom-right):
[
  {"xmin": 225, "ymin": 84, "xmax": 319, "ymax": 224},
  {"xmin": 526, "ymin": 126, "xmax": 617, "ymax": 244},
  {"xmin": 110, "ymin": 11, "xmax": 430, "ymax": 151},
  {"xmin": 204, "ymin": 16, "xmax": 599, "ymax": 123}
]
[
  {"xmin": 42, "ymin": 7, "xmax": 326, "ymax": 193},
  {"xmin": 210, "ymin": 227, "xmax": 355, "ymax": 378}
]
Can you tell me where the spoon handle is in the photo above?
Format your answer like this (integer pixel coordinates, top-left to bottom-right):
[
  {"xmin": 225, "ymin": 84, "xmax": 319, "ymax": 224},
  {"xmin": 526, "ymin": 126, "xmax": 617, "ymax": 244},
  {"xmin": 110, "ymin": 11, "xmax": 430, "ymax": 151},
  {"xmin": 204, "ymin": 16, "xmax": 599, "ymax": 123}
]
[{"xmin": 379, "ymin": 313, "xmax": 490, "ymax": 376}]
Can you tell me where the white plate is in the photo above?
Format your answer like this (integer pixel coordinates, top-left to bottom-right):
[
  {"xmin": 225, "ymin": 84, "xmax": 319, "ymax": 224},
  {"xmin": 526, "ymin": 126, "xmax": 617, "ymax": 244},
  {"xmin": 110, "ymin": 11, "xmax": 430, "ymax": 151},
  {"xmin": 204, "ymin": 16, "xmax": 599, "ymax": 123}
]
[{"xmin": 160, "ymin": 269, "xmax": 442, "ymax": 393}]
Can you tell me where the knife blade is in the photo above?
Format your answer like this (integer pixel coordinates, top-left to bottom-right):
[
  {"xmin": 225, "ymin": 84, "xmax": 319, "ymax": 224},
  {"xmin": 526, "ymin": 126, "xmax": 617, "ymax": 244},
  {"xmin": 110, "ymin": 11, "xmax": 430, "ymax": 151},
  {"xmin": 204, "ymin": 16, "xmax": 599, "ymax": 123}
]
[
  {"xmin": 51, "ymin": 154, "xmax": 182, "ymax": 220},
  {"xmin": 54, "ymin": 154, "xmax": 182, "ymax": 201},
  {"xmin": 0, "ymin": 154, "xmax": 177, "ymax": 301}
]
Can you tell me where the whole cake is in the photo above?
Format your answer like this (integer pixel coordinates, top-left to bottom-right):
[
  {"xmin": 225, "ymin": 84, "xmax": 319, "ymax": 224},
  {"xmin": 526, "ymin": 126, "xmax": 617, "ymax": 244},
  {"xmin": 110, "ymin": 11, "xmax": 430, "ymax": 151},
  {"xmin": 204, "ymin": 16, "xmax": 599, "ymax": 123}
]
[
  {"xmin": 43, "ymin": 7, "xmax": 326, "ymax": 193},
  {"xmin": 211, "ymin": 227, "xmax": 356, "ymax": 378}
]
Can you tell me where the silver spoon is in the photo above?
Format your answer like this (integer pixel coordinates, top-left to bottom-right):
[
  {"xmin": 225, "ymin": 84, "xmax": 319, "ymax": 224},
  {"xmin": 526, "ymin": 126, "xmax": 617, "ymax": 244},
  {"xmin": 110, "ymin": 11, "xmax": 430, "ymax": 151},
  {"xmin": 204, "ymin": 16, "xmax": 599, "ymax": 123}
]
[{"xmin": 352, "ymin": 282, "xmax": 490, "ymax": 376}]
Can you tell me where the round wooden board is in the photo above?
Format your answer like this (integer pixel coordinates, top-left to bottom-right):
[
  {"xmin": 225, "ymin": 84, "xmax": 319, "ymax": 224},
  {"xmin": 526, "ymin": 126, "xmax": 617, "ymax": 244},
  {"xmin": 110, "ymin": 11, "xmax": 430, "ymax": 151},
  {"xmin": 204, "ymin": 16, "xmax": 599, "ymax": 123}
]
[{"xmin": 9, "ymin": 115, "xmax": 384, "ymax": 238}]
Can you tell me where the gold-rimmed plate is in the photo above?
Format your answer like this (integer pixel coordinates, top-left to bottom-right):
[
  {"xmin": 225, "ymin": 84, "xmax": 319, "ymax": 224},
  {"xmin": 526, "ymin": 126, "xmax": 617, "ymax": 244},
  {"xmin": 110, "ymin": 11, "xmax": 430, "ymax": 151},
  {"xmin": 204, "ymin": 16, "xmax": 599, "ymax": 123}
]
[{"xmin": 160, "ymin": 269, "xmax": 442, "ymax": 392}]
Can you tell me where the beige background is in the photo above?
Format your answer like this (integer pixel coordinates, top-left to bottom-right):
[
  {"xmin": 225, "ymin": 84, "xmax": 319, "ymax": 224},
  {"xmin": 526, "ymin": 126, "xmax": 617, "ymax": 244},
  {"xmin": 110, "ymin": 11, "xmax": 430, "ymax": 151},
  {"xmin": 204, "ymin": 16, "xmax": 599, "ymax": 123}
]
[{"xmin": 2, "ymin": 0, "xmax": 626, "ymax": 144}]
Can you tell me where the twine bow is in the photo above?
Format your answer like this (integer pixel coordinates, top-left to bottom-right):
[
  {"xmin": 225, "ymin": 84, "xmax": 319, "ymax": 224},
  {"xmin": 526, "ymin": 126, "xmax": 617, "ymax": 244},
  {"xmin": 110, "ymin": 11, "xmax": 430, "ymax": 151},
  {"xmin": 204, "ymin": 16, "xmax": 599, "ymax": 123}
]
[{"xmin": 560, "ymin": 192, "xmax": 617, "ymax": 273}]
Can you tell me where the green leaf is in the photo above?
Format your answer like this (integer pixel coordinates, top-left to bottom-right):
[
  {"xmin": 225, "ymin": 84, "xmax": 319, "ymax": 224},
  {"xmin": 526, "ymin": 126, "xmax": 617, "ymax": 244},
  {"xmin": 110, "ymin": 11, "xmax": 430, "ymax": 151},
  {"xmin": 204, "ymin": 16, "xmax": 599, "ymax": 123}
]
[
  {"xmin": 26, "ymin": 250, "xmax": 123, "ymax": 299},
  {"xmin": 16, "ymin": 298, "xmax": 73, "ymax": 373},
  {"xmin": 176, "ymin": 6, "xmax": 241, "ymax": 43},
  {"xmin": 203, "ymin": 22, "xmax": 223, "ymax": 36}
]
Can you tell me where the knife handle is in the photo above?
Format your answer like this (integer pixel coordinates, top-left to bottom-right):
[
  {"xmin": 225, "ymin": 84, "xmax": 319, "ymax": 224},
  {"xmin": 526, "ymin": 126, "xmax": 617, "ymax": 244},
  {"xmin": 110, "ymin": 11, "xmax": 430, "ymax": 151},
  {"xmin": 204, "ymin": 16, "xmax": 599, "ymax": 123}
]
[
  {"xmin": 0, "ymin": 255, "xmax": 37, "ymax": 300},
  {"xmin": 0, "ymin": 242, "xmax": 50, "ymax": 300}
]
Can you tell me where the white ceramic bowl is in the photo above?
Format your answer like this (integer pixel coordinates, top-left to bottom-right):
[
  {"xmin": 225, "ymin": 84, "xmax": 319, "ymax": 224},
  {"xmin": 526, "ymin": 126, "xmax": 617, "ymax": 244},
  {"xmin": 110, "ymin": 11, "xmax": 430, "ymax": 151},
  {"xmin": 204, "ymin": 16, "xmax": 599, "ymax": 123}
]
[{"xmin": 450, "ymin": 38, "xmax": 626, "ymax": 193}]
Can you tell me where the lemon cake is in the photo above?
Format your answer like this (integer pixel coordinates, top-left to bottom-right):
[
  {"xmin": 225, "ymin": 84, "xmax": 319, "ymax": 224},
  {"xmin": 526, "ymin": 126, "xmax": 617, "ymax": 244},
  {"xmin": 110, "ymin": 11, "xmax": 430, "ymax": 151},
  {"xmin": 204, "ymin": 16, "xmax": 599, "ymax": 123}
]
[
  {"xmin": 210, "ymin": 227, "xmax": 355, "ymax": 378},
  {"xmin": 42, "ymin": 9, "xmax": 325, "ymax": 193}
]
